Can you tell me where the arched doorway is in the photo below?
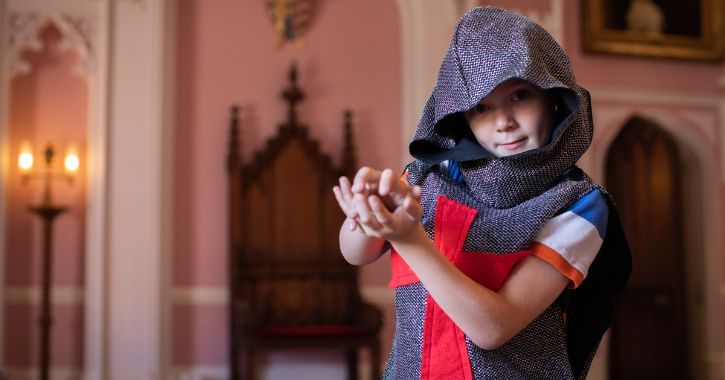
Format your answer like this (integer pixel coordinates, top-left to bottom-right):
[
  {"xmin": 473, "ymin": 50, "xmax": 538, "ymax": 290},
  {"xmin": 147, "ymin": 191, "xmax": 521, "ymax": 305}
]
[{"xmin": 605, "ymin": 116, "xmax": 702, "ymax": 379}]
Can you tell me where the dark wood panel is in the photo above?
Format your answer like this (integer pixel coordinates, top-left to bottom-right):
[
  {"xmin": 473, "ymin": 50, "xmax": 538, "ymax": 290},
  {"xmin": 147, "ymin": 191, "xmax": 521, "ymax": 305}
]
[{"xmin": 606, "ymin": 117, "xmax": 689, "ymax": 380}]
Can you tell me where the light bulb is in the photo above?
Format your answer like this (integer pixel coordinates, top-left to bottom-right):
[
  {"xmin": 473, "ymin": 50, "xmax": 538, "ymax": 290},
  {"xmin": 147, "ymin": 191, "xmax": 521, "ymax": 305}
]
[
  {"xmin": 64, "ymin": 151, "xmax": 79, "ymax": 173},
  {"xmin": 18, "ymin": 144, "xmax": 33, "ymax": 172}
]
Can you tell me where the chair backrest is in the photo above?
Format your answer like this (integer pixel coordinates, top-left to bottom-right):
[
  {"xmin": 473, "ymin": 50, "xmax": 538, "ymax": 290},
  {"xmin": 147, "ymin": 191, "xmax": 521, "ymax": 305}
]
[{"xmin": 227, "ymin": 64, "xmax": 361, "ymax": 329}]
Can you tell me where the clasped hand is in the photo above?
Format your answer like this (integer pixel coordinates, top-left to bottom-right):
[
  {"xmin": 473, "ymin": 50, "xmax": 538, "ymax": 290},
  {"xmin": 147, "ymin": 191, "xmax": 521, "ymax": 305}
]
[{"xmin": 333, "ymin": 167, "xmax": 423, "ymax": 243}]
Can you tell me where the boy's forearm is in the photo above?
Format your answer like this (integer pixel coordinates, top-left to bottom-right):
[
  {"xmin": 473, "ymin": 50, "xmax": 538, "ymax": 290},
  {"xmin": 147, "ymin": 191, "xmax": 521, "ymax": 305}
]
[
  {"xmin": 391, "ymin": 228, "xmax": 568, "ymax": 350},
  {"xmin": 390, "ymin": 227, "xmax": 513, "ymax": 349},
  {"xmin": 339, "ymin": 223, "xmax": 387, "ymax": 265}
]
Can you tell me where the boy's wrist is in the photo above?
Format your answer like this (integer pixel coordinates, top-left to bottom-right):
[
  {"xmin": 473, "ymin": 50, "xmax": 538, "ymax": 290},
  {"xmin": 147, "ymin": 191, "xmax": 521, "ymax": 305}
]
[{"xmin": 389, "ymin": 224, "xmax": 429, "ymax": 250}]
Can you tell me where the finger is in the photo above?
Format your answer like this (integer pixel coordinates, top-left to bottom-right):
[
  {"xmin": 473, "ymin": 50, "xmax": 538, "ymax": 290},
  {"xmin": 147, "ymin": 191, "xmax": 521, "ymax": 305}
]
[
  {"xmin": 351, "ymin": 167, "xmax": 370, "ymax": 193},
  {"xmin": 338, "ymin": 177, "xmax": 358, "ymax": 217},
  {"xmin": 386, "ymin": 178, "xmax": 413, "ymax": 208},
  {"xmin": 368, "ymin": 195, "xmax": 392, "ymax": 225},
  {"xmin": 411, "ymin": 185, "xmax": 423, "ymax": 200},
  {"xmin": 402, "ymin": 192, "xmax": 423, "ymax": 220},
  {"xmin": 346, "ymin": 217, "xmax": 359, "ymax": 231},
  {"xmin": 352, "ymin": 167, "xmax": 381, "ymax": 194},
  {"xmin": 332, "ymin": 186, "xmax": 349, "ymax": 214},
  {"xmin": 334, "ymin": 186, "xmax": 362, "ymax": 230},
  {"xmin": 378, "ymin": 169, "xmax": 396, "ymax": 196},
  {"xmin": 339, "ymin": 177, "xmax": 354, "ymax": 199},
  {"xmin": 353, "ymin": 193, "xmax": 382, "ymax": 230}
]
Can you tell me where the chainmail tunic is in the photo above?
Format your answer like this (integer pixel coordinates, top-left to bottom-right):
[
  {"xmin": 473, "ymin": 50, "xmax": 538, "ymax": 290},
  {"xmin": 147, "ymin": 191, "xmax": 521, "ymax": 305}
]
[{"xmin": 383, "ymin": 7, "xmax": 631, "ymax": 380}]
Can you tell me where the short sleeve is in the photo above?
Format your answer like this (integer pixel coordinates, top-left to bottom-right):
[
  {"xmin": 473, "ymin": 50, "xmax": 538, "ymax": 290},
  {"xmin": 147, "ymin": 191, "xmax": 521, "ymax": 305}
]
[
  {"xmin": 530, "ymin": 189, "xmax": 609, "ymax": 288},
  {"xmin": 400, "ymin": 170, "xmax": 409, "ymax": 185}
]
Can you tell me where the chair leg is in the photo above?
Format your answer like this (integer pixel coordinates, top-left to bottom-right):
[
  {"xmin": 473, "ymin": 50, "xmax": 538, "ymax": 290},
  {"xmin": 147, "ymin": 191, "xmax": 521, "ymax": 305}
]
[
  {"xmin": 370, "ymin": 341, "xmax": 381, "ymax": 380},
  {"xmin": 346, "ymin": 349, "xmax": 359, "ymax": 380}
]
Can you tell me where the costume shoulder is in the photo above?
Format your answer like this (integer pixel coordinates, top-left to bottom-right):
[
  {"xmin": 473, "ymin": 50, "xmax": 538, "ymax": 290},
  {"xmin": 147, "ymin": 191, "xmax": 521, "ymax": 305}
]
[
  {"xmin": 564, "ymin": 197, "xmax": 632, "ymax": 379},
  {"xmin": 532, "ymin": 189, "xmax": 608, "ymax": 288},
  {"xmin": 402, "ymin": 160, "xmax": 437, "ymax": 187}
]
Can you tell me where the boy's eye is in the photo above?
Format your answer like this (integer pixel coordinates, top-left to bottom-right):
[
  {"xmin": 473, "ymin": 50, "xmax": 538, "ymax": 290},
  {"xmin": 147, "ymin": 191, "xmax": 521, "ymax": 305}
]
[
  {"xmin": 473, "ymin": 104, "xmax": 489, "ymax": 114},
  {"xmin": 512, "ymin": 89, "xmax": 531, "ymax": 101}
]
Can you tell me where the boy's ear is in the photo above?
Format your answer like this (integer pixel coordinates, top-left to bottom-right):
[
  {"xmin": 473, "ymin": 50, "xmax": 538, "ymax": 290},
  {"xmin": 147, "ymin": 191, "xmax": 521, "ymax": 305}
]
[{"xmin": 547, "ymin": 88, "xmax": 574, "ymax": 125}]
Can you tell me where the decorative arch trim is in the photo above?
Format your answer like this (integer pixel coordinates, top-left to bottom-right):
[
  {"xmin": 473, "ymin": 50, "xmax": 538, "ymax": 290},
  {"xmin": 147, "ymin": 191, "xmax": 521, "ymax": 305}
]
[
  {"xmin": 590, "ymin": 97, "xmax": 724, "ymax": 376},
  {"xmin": 5, "ymin": 11, "xmax": 96, "ymax": 78}
]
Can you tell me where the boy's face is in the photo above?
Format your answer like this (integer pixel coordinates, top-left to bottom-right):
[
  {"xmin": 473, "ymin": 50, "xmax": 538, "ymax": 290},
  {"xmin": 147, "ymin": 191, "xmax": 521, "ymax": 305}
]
[{"xmin": 463, "ymin": 78, "xmax": 555, "ymax": 157}]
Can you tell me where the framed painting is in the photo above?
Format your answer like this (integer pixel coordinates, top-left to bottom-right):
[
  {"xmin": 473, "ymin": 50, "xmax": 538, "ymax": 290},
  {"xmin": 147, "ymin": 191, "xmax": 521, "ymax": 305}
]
[{"xmin": 583, "ymin": 0, "xmax": 724, "ymax": 61}]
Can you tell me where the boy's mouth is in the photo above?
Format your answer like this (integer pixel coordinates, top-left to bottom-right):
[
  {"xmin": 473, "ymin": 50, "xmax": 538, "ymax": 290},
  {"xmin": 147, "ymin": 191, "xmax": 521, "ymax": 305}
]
[{"xmin": 498, "ymin": 137, "xmax": 527, "ymax": 150}]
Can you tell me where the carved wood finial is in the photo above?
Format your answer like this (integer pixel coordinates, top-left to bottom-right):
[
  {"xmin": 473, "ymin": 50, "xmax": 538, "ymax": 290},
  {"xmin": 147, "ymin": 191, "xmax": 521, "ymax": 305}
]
[
  {"xmin": 282, "ymin": 62, "xmax": 304, "ymax": 127},
  {"xmin": 342, "ymin": 109, "xmax": 356, "ymax": 176},
  {"xmin": 228, "ymin": 105, "xmax": 241, "ymax": 173}
]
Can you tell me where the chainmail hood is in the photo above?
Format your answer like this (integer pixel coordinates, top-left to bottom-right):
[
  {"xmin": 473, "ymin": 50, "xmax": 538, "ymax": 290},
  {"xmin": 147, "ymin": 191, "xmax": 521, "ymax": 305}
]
[{"xmin": 408, "ymin": 7, "xmax": 593, "ymax": 208}]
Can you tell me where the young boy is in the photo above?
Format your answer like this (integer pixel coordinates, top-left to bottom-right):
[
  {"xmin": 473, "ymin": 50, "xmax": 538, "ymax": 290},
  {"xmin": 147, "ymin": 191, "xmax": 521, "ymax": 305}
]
[{"xmin": 333, "ymin": 7, "xmax": 631, "ymax": 379}]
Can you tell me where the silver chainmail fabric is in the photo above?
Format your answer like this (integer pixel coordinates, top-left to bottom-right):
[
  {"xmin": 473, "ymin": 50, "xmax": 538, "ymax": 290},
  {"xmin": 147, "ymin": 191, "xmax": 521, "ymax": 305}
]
[{"xmin": 382, "ymin": 7, "xmax": 631, "ymax": 380}]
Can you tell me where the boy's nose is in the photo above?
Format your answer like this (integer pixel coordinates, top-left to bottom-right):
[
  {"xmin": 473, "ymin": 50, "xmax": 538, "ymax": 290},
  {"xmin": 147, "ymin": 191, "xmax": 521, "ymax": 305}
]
[{"xmin": 494, "ymin": 109, "xmax": 516, "ymax": 131}]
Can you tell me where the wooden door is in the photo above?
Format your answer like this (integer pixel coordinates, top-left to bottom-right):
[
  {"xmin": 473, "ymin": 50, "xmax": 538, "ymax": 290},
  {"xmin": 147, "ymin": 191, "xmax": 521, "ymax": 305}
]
[{"xmin": 606, "ymin": 118, "xmax": 689, "ymax": 379}]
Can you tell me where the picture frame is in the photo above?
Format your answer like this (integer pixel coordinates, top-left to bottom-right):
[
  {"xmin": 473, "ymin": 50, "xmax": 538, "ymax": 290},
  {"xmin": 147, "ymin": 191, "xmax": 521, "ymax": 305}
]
[{"xmin": 582, "ymin": 0, "xmax": 724, "ymax": 61}]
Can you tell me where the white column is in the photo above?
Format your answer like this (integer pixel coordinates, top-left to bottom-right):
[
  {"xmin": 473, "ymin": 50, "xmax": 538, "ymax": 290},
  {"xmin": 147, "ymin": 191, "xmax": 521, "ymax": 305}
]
[
  {"xmin": 394, "ymin": 0, "xmax": 477, "ymax": 167},
  {"xmin": 101, "ymin": 0, "xmax": 174, "ymax": 379}
]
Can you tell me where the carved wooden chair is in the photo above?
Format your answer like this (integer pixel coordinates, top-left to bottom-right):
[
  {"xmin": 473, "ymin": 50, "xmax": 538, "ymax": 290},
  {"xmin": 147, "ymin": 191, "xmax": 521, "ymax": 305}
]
[{"xmin": 227, "ymin": 65, "xmax": 382, "ymax": 380}]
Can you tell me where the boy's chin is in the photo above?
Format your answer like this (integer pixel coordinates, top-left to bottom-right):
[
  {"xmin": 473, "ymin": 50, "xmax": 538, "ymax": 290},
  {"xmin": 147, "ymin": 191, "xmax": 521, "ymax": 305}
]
[
  {"xmin": 492, "ymin": 145, "xmax": 540, "ymax": 158},
  {"xmin": 492, "ymin": 147, "xmax": 526, "ymax": 157}
]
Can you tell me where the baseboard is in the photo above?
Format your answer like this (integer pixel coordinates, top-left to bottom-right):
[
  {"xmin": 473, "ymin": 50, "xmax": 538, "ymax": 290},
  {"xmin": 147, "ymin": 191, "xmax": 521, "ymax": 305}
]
[
  {"xmin": 360, "ymin": 285, "xmax": 395, "ymax": 305},
  {"xmin": 170, "ymin": 286, "xmax": 394, "ymax": 306},
  {"xmin": 171, "ymin": 287, "xmax": 227, "ymax": 305},
  {"xmin": 4, "ymin": 368, "xmax": 81, "ymax": 380},
  {"xmin": 4, "ymin": 287, "xmax": 83, "ymax": 304},
  {"xmin": 169, "ymin": 366, "xmax": 228, "ymax": 380}
]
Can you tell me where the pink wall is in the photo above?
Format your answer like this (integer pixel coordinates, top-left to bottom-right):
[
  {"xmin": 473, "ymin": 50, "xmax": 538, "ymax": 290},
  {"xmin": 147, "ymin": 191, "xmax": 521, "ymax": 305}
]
[
  {"xmin": 4, "ymin": 24, "xmax": 88, "ymax": 368},
  {"xmin": 173, "ymin": 0, "xmax": 401, "ymax": 367}
]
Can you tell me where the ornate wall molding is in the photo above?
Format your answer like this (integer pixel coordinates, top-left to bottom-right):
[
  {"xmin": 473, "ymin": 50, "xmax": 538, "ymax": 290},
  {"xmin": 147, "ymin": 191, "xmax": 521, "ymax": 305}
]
[
  {"xmin": 5, "ymin": 10, "xmax": 96, "ymax": 78},
  {"xmin": 587, "ymin": 90, "xmax": 723, "ymax": 379},
  {"xmin": 586, "ymin": 88, "xmax": 724, "ymax": 184},
  {"xmin": 6, "ymin": 11, "xmax": 44, "ymax": 75},
  {"xmin": 678, "ymin": 109, "xmax": 718, "ymax": 144},
  {"xmin": 57, "ymin": 13, "xmax": 95, "ymax": 76}
]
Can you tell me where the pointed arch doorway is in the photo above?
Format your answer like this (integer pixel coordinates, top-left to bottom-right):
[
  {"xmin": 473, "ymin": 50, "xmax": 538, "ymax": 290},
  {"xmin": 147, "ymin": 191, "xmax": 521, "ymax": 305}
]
[{"xmin": 605, "ymin": 116, "xmax": 705, "ymax": 379}]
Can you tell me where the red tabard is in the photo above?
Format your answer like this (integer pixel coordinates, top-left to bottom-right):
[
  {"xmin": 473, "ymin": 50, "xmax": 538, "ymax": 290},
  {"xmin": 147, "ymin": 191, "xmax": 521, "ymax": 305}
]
[{"xmin": 389, "ymin": 195, "xmax": 530, "ymax": 379}]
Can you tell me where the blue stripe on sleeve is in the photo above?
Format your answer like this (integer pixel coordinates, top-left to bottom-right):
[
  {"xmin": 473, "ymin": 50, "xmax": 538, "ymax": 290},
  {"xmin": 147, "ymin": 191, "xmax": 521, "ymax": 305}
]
[
  {"xmin": 568, "ymin": 189, "xmax": 608, "ymax": 239},
  {"xmin": 448, "ymin": 160, "xmax": 465, "ymax": 183}
]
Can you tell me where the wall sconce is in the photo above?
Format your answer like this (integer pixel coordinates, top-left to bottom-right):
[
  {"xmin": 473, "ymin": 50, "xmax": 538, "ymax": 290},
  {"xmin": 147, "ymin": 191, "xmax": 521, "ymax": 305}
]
[
  {"xmin": 18, "ymin": 143, "xmax": 79, "ymax": 203},
  {"xmin": 17, "ymin": 142, "xmax": 79, "ymax": 380}
]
